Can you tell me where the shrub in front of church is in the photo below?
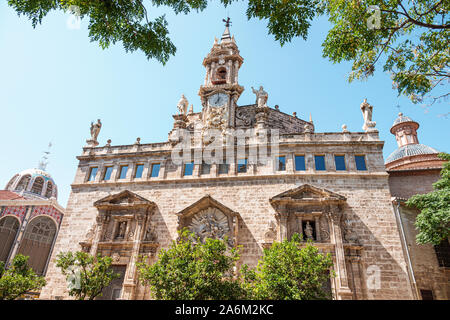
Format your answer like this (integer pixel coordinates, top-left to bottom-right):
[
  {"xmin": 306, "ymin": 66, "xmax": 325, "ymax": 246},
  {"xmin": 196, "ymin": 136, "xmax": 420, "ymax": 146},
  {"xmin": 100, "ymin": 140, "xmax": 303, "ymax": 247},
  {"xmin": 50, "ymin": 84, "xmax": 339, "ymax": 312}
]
[
  {"xmin": 240, "ymin": 234, "xmax": 334, "ymax": 300},
  {"xmin": 137, "ymin": 229, "xmax": 245, "ymax": 300},
  {"xmin": 0, "ymin": 254, "xmax": 46, "ymax": 300},
  {"xmin": 407, "ymin": 153, "xmax": 450, "ymax": 245},
  {"xmin": 56, "ymin": 251, "xmax": 121, "ymax": 300}
]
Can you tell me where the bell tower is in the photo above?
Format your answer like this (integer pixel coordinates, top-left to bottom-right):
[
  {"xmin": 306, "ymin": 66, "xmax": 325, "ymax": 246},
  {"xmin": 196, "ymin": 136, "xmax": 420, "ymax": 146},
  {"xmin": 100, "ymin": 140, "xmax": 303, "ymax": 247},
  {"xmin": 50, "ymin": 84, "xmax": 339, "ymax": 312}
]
[{"xmin": 199, "ymin": 18, "xmax": 244, "ymax": 131}]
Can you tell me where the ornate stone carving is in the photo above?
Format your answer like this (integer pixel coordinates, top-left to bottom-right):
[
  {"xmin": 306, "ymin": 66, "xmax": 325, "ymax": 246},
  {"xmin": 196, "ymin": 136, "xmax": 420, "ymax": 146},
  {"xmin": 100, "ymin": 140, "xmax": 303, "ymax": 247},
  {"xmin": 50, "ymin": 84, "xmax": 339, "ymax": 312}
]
[
  {"xmin": 86, "ymin": 119, "xmax": 102, "ymax": 147},
  {"xmin": 343, "ymin": 219, "xmax": 359, "ymax": 243},
  {"xmin": 188, "ymin": 207, "xmax": 232, "ymax": 245},
  {"xmin": 235, "ymin": 108, "xmax": 255, "ymax": 127},
  {"xmin": 144, "ymin": 223, "xmax": 158, "ymax": 242},
  {"xmin": 264, "ymin": 221, "xmax": 277, "ymax": 243},
  {"xmin": 319, "ymin": 216, "xmax": 330, "ymax": 241},
  {"xmin": 112, "ymin": 252, "xmax": 120, "ymax": 263}
]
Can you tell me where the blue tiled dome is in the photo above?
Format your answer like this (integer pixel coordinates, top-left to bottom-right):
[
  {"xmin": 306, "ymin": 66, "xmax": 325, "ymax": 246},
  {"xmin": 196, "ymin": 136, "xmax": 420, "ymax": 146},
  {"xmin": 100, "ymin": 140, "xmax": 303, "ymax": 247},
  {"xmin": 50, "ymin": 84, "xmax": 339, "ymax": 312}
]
[{"xmin": 385, "ymin": 144, "xmax": 439, "ymax": 164}]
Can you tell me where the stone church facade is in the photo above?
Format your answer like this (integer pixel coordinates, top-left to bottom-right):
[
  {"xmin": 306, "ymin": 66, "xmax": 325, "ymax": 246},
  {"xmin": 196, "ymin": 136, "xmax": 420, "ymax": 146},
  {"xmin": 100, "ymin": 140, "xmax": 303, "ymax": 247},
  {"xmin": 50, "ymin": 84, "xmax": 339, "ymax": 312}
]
[{"xmin": 40, "ymin": 25, "xmax": 418, "ymax": 300}]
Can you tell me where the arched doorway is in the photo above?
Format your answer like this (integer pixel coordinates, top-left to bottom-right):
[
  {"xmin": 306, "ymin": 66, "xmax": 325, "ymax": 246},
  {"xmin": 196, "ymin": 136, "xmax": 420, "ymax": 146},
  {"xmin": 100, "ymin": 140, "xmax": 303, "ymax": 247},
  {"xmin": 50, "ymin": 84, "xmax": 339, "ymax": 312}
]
[
  {"xmin": 0, "ymin": 216, "xmax": 20, "ymax": 262},
  {"xmin": 17, "ymin": 216, "xmax": 57, "ymax": 275}
]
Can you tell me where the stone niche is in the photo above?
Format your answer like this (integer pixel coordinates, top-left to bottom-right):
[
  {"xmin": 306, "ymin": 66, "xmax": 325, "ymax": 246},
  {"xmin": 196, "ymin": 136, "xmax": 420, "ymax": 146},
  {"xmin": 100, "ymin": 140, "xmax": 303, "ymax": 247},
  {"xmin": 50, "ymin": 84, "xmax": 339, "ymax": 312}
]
[
  {"xmin": 79, "ymin": 190, "xmax": 158, "ymax": 300},
  {"xmin": 176, "ymin": 195, "xmax": 239, "ymax": 247}
]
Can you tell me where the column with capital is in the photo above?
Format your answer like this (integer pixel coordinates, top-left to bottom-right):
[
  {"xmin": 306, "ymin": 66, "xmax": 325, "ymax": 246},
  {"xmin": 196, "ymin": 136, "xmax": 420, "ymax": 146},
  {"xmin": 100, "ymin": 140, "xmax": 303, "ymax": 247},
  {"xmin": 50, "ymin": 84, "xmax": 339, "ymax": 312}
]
[
  {"xmin": 90, "ymin": 213, "xmax": 109, "ymax": 256},
  {"xmin": 121, "ymin": 213, "xmax": 146, "ymax": 300},
  {"xmin": 327, "ymin": 207, "xmax": 353, "ymax": 299}
]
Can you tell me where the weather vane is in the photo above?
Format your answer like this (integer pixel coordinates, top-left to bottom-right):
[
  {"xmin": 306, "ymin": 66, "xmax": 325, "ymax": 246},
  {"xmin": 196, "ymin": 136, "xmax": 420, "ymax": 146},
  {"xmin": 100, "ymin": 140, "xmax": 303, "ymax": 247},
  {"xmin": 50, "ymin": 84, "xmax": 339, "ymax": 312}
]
[
  {"xmin": 223, "ymin": 17, "xmax": 231, "ymax": 28},
  {"xmin": 38, "ymin": 142, "xmax": 52, "ymax": 171}
]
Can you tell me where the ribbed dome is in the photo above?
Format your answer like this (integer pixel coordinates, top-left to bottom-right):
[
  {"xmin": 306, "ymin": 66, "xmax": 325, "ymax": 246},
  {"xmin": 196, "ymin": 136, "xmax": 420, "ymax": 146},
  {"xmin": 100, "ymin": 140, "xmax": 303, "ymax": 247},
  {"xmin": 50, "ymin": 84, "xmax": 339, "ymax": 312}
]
[
  {"xmin": 385, "ymin": 144, "xmax": 439, "ymax": 164},
  {"xmin": 4, "ymin": 168, "xmax": 58, "ymax": 200}
]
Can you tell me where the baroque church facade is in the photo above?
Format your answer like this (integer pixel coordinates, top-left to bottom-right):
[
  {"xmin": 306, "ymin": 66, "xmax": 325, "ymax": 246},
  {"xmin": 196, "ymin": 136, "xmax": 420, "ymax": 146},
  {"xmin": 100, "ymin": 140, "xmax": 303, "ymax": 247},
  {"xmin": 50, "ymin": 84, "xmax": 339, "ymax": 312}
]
[{"xmin": 37, "ymin": 25, "xmax": 445, "ymax": 300}]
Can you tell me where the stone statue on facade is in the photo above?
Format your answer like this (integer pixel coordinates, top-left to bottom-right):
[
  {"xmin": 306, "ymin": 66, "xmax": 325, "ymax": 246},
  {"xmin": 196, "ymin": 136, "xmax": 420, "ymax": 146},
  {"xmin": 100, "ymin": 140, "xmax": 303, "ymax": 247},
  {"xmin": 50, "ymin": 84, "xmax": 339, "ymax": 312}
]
[
  {"xmin": 86, "ymin": 119, "xmax": 102, "ymax": 147},
  {"xmin": 360, "ymin": 99, "xmax": 377, "ymax": 132},
  {"xmin": 252, "ymin": 86, "xmax": 268, "ymax": 109},
  {"xmin": 177, "ymin": 94, "xmax": 189, "ymax": 115},
  {"xmin": 304, "ymin": 221, "xmax": 314, "ymax": 240}
]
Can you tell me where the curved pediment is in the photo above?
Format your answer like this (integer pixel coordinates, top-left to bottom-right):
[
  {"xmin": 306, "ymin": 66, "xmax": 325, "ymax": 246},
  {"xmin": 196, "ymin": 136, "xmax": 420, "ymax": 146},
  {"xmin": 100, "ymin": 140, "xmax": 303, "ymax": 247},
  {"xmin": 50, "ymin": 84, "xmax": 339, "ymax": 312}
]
[
  {"xmin": 270, "ymin": 184, "xmax": 346, "ymax": 206},
  {"xmin": 94, "ymin": 190, "xmax": 156, "ymax": 209}
]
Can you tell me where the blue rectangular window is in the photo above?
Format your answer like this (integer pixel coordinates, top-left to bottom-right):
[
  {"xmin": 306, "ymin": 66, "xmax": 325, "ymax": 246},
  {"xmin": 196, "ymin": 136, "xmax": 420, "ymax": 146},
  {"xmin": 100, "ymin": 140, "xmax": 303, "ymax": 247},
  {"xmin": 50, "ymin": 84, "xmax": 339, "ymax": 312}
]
[
  {"xmin": 295, "ymin": 155, "xmax": 306, "ymax": 171},
  {"xmin": 103, "ymin": 167, "xmax": 113, "ymax": 181},
  {"xmin": 151, "ymin": 164, "xmax": 161, "ymax": 178},
  {"xmin": 135, "ymin": 164, "xmax": 144, "ymax": 178},
  {"xmin": 334, "ymin": 155, "xmax": 346, "ymax": 171},
  {"xmin": 88, "ymin": 167, "xmax": 98, "ymax": 181},
  {"xmin": 277, "ymin": 156, "xmax": 286, "ymax": 171},
  {"xmin": 119, "ymin": 165, "xmax": 128, "ymax": 179},
  {"xmin": 314, "ymin": 155, "xmax": 326, "ymax": 171},
  {"xmin": 184, "ymin": 162, "xmax": 194, "ymax": 176},
  {"xmin": 355, "ymin": 155, "xmax": 367, "ymax": 171},
  {"xmin": 237, "ymin": 159, "xmax": 247, "ymax": 173}
]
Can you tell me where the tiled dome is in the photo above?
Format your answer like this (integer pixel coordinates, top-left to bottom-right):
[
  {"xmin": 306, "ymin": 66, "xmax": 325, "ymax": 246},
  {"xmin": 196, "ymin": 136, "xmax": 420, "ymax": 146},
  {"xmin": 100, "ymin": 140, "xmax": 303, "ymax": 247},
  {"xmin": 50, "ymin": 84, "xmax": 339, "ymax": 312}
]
[
  {"xmin": 385, "ymin": 144, "xmax": 439, "ymax": 164},
  {"xmin": 4, "ymin": 168, "xmax": 58, "ymax": 200}
]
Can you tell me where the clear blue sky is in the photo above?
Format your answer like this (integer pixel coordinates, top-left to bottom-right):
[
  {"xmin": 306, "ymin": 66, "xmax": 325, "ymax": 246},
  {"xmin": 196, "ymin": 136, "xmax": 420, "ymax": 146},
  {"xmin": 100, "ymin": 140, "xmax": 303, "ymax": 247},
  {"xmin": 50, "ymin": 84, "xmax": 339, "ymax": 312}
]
[{"xmin": 0, "ymin": 2, "xmax": 448, "ymax": 207}]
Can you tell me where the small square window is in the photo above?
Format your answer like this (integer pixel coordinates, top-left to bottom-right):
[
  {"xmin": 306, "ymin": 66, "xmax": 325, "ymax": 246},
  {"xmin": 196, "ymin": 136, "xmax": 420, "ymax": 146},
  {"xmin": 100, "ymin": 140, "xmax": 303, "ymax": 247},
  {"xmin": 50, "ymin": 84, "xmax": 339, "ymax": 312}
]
[
  {"xmin": 134, "ymin": 164, "xmax": 144, "ymax": 179},
  {"xmin": 201, "ymin": 162, "xmax": 211, "ymax": 175},
  {"xmin": 119, "ymin": 165, "xmax": 128, "ymax": 179},
  {"xmin": 237, "ymin": 159, "xmax": 247, "ymax": 173},
  {"xmin": 334, "ymin": 155, "xmax": 346, "ymax": 171},
  {"xmin": 184, "ymin": 162, "xmax": 194, "ymax": 176},
  {"xmin": 88, "ymin": 167, "xmax": 98, "ymax": 181},
  {"xmin": 315, "ymin": 155, "xmax": 326, "ymax": 171},
  {"xmin": 151, "ymin": 164, "xmax": 160, "ymax": 178},
  {"xmin": 276, "ymin": 156, "xmax": 286, "ymax": 171},
  {"xmin": 103, "ymin": 167, "xmax": 113, "ymax": 181},
  {"xmin": 218, "ymin": 163, "xmax": 229, "ymax": 174},
  {"xmin": 295, "ymin": 155, "xmax": 306, "ymax": 171},
  {"xmin": 355, "ymin": 155, "xmax": 367, "ymax": 171}
]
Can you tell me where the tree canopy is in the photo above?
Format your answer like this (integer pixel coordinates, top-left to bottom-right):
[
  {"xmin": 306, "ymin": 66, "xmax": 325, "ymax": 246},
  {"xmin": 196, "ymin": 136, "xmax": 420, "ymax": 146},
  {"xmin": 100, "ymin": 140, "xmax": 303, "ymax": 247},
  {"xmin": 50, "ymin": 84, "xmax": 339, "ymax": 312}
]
[
  {"xmin": 241, "ymin": 233, "xmax": 334, "ymax": 300},
  {"xmin": 137, "ymin": 229, "xmax": 244, "ymax": 300},
  {"xmin": 406, "ymin": 153, "xmax": 450, "ymax": 245},
  {"xmin": 7, "ymin": 0, "xmax": 449, "ymax": 103},
  {"xmin": 56, "ymin": 251, "xmax": 121, "ymax": 300},
  {"xmin": 0, "ymin": 254, "xmax": 46, "ymax": 300}
]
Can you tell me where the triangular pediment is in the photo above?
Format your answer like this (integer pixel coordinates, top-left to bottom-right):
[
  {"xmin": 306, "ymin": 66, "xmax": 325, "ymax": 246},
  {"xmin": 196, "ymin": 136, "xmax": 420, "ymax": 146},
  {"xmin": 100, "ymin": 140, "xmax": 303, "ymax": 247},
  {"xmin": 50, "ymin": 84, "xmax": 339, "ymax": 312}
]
[
  {"xmin": 270, "ymin": 184, "xmax": 346, "ymax": 205},
  {"xmin": 177, "ymin": 195, "xmax": 238, "ymax": 218},
  {"xmin": 94, "ymin": 190, "xmax": 155, "ymax": 208}
]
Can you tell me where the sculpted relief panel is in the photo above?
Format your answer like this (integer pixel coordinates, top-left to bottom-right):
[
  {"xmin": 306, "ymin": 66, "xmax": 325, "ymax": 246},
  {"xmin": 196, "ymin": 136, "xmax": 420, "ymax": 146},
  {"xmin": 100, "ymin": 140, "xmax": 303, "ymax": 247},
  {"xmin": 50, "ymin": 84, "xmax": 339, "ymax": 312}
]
[{"xmin": 188, "ymin": 207, "xmax": 232, "ymax": 245}]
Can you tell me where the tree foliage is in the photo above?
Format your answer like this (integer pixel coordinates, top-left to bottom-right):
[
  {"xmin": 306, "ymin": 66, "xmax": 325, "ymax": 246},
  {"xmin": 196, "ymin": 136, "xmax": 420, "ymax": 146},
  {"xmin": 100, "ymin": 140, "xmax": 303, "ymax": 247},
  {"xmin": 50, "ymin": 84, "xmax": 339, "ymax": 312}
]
[
  {"xmin": 320, "ymin": 0, "xmax": 449, "ymax": 105},
  {"xmin": 138, "ymin": 230, "xmax": 334, "ymax": 300},
  {"xmin": 241, "ymin": 233, "xmax": 334, "ymax": 300},
  {"xmin": 0, "ymin": 254, "xmax": 46, "ymax": 300},
  {"xmin": 7, "ymin": 0, "xmax": 449, "ymax": 103},
  {"xmin": 137, "ymin": 229, "xmax": 245, "ymax": 300},
  {"xmin": 56, "ymin": 251, "xmax": 121, "ymax": 300},
  {"xmin": 406, "ymin": 153, "xmax": 450, "ymax": 245}
]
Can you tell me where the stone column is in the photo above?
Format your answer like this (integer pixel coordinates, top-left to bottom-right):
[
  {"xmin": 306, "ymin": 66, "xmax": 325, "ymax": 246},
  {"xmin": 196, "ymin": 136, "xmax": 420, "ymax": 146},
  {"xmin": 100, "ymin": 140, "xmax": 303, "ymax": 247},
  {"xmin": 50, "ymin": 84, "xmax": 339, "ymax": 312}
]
[
  {"xmin": 315, "ymin": 216, "xmax": 321, "ymax": 242},
  {"xmin": 121, "ymin": 213, "xmax": 146, "ymax": 300},
  {"xmin": 327, "ymin": 208, "xmax": 353, "ymax": 300},
  {"xmin": 90, "ymin": 213, "xmax": 109, "ymax": 256},
  {"xmin": 278, "ymin": 206, "xmax": 289, "ymax": 241},
  {"xmin": 7, "ymin": 206, "xmax": 33, "ymax": 264}
]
